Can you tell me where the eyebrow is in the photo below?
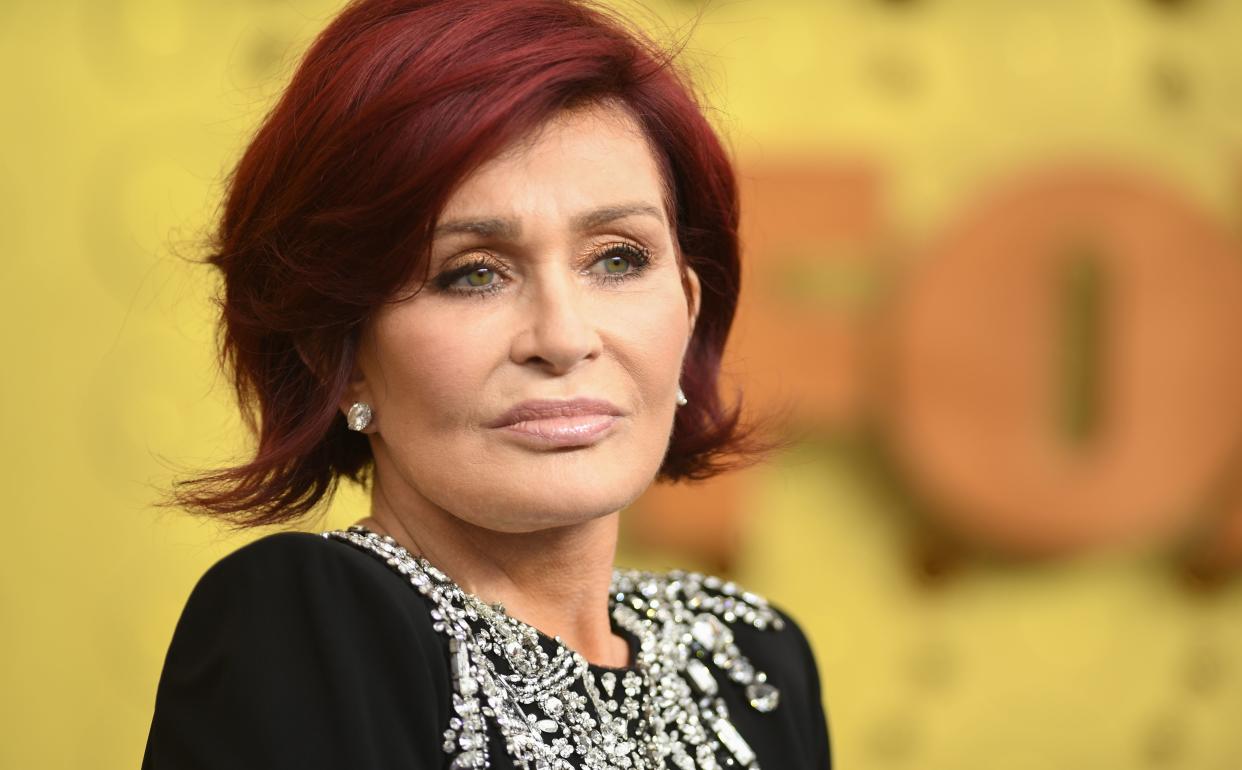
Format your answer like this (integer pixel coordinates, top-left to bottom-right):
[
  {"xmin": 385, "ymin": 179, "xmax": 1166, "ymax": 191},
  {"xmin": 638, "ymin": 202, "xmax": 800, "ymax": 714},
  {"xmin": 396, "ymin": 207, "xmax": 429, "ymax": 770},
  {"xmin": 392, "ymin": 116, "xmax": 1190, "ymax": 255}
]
[{"xmin": 433, "ymin": 202, "xmax": 665, "ymax": 239}]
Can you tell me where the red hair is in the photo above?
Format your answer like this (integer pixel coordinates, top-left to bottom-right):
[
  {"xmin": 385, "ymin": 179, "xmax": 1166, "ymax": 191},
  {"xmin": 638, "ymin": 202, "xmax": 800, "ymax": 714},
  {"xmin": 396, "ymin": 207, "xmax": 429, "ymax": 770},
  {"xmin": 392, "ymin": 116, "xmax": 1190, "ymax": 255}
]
[{"xmin": 176, "ymin": 0, "xmax": 764, "ymax": 526}]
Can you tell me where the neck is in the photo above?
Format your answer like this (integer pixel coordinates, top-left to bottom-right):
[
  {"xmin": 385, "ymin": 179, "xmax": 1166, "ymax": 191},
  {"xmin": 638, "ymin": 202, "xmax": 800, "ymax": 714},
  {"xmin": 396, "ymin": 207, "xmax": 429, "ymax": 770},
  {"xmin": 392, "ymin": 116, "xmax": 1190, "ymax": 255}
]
[{"xmin": 358, "ymin": 474, "xmax": 630, "ymax": 669}]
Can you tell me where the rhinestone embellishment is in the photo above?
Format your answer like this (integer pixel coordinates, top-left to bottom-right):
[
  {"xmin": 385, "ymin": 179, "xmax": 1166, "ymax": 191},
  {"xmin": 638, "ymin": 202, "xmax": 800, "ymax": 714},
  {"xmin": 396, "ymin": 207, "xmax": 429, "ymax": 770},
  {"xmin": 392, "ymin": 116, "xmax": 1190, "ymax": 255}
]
[
  {"xmin": 345, "ymin": 402, "xmax": 372, "ymax": 431},
  {"xmin": 745, "ymin": 682, "xmax": 780, "ymax": 713},
  {"xmin": 325, "ymin": 526, "xmax": 784, "ymax": 769}
]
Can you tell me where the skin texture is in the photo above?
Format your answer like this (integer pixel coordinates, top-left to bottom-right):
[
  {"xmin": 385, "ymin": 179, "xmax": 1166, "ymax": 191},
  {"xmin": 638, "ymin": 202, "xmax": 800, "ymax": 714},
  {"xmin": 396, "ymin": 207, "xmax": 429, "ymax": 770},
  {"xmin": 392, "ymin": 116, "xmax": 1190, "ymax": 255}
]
[{"xmin": 342, "ymin": 101, "xmax": 701, "ymax": 667}]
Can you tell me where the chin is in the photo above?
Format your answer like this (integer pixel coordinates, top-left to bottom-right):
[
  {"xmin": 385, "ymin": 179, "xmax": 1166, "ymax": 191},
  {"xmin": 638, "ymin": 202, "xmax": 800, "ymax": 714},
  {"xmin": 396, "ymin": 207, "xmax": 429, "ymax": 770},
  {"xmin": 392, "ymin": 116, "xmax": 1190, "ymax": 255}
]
[{"xmin": 453, "ymin": 462, "xmax": 657, "ymax": 534}]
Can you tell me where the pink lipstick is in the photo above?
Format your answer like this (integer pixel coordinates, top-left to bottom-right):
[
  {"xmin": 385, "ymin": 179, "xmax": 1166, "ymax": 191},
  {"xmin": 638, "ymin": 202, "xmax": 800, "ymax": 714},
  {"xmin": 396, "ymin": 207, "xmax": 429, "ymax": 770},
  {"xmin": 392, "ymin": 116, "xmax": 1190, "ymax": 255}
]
[{"xmin": 487, "ymin": 398, "xmax": 622, "ymax": 448}]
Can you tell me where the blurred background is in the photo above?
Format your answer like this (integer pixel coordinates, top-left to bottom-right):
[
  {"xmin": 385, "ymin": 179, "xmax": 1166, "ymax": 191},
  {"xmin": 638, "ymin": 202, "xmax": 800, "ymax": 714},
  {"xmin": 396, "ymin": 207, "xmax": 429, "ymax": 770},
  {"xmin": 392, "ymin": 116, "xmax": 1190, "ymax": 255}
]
[{"xmin": 4, "ymin": 0, "xmax": 1242, "ymax": 767}]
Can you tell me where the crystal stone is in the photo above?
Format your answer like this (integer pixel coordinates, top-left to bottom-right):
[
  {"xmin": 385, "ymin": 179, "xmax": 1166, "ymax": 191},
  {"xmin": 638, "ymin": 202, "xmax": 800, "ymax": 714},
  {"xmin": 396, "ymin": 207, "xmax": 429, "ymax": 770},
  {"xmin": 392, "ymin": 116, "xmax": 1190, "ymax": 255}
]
[
  {"xmin": 691, "ymin": 614, "xmax": 724, "ymax": 649},
  {"xmin": 346, "ymin": 401, "xmax": 372, "ymax": 431},
  {"xmin": 542, "ymin": 695, "xmax": 563, "ymax": 716},
  {"xmin": 448, "ymin": 750, "xmax": 483, "ymax": 769},
  {"xmin": 745, "ymin": 682, "xmax": 780, "ymax": 712},
  {"xmin": 712, "ymin": 718, "xmax": 756, "ymax": 765},
  {"xmin": 685, "ymin": 658, "xmax": 719, "ymax": 696}
]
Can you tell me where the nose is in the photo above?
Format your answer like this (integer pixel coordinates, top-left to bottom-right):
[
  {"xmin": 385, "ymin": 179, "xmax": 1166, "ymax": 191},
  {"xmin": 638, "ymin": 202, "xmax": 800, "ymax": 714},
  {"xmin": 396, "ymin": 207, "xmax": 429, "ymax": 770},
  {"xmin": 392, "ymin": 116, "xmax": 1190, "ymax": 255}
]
[{"xmin": 509, "ymin": 272, "xmax": 602, "ymax": 374}]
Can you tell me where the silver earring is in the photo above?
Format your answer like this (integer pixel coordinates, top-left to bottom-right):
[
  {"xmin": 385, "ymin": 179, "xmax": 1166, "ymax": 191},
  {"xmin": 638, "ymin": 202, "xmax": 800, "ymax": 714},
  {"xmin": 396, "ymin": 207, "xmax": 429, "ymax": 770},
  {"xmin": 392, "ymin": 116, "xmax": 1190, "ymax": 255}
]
[
  {"xmin": 346, "ymin": 402, "xmax": 373, "ymax": 431},
  {"xmin": 676, "ymin": 387, "xmax": 688, "ymax": 407}
]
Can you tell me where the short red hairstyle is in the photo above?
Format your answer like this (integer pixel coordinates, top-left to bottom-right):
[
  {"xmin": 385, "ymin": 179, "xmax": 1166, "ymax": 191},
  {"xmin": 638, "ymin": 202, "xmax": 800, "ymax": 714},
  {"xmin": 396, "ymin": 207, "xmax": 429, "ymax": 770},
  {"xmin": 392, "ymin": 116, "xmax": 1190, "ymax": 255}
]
[{"xmin": 177, "ymin": 0, "xmax": 762, "ymax": 526}]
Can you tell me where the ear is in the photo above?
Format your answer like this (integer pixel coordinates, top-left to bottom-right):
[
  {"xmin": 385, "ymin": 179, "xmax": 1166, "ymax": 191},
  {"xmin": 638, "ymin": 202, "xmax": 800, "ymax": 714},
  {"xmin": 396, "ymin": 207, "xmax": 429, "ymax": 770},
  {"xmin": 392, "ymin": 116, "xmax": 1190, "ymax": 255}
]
[
  {"xmin": 296, "ymin": 331, "xmax": 378, "ymax": 433},
  {"xmin": 335, "ymin": 358, "xmax": 377, "ymax": 431},
  {"xmin": 298, "ymin": 335, "xmax": 376, "ymax": 434},
  {"xmin": 683, "ymin": 263, "xmax": 702, "ymax": 340}
]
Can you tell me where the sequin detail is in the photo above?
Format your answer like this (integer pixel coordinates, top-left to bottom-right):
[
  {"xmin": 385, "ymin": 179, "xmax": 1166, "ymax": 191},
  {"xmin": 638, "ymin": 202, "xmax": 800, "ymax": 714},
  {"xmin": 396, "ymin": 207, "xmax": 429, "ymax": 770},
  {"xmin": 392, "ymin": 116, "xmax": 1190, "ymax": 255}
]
[{"xmin": 324, "ymin": 526, "xmax": 784, "ymax": 769}]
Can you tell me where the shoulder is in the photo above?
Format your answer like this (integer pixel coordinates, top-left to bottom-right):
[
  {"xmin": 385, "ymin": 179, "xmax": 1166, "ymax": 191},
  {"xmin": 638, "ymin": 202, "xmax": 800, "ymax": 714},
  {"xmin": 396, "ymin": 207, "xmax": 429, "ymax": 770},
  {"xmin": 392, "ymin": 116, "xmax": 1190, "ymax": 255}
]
[
  {"xmin": 172, "ymin": 530, "xmax": 446, "ymax": 668},
  {"xmin": 197, "ymin": 530, "xmax": 402, "ymax": 593},
  {"xmin": 619, "ymin": 568, "xmax": 832, "ymax": 768},
  {"xmin": 146, "ymin": 531, "xmax": 451, "ymax": 768},
  {"xmin": 614, "ymin": 566, "xmax": 820, "ymax": 688},
  {"xmin": 615, "ymin": 566, "xmax": 802, "ymax": 635},
  {"xmin": 180, "ymin": 531, "xmax": 432, "ymax": 639},
  {"xmin": 732, "ymin": 598, "xmax": 832, "ymax": 769}
]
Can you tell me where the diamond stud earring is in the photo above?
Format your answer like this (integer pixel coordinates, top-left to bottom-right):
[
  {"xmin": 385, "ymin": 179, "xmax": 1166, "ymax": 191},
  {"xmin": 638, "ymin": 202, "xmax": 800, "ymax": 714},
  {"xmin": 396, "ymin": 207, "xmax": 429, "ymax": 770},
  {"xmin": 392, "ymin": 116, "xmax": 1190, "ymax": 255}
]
[
  {"xmin": 346, "ymin": 402, "xmax": 373, "ymax": 431},
  {"xmin": 676, "ymin": 387, "xmax": 688, "ymax": 407}
]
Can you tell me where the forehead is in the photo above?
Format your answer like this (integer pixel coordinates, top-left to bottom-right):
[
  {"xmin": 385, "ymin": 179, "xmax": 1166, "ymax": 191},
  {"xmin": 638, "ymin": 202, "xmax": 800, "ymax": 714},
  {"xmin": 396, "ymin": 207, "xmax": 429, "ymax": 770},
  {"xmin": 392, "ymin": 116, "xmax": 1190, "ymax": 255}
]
[{"xmin": 437, "ymin": 102, "xmax": 668, "ymax": 223}]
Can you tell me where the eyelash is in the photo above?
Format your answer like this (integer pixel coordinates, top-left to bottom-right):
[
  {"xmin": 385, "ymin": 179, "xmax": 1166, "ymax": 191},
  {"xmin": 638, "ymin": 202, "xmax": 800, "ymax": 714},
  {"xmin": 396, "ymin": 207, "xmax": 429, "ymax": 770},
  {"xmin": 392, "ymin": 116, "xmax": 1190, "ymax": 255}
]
[{"xmin": 432, "ymin": 242, "xmax": 653, "ymax": 298}]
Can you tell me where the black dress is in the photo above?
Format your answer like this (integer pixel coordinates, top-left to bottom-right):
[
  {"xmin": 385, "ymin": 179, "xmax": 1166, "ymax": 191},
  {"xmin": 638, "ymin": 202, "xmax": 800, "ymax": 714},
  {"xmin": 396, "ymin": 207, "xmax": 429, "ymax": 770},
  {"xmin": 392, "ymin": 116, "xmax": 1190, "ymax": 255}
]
[{"xmin": 142, "ymin": 531, "xmax": 832, "ymax": 769}]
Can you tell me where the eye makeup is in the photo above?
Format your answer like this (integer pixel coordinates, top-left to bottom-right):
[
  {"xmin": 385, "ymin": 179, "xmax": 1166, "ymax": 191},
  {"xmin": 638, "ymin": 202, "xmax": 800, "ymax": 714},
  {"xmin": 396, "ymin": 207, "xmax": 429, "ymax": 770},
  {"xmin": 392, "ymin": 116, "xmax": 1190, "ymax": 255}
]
[{"xmin": 431, "ymin": 240, "xmax": 654, "ymax": 298}]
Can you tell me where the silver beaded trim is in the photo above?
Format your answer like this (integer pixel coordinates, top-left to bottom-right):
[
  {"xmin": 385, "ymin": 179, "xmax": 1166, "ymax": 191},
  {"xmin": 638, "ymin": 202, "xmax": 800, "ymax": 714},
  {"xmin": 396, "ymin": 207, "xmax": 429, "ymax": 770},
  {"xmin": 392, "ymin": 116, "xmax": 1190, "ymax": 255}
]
[{"xmin": 324, "ymin": 525, "xmax": 784, "ymax": 770}]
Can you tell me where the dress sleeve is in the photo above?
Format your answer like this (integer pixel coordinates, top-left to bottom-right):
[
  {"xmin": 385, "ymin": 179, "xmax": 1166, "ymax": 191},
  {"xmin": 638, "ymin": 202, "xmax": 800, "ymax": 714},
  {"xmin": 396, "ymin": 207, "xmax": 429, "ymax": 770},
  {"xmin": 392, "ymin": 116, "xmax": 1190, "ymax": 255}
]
[
  {"xmin": 786, "ymin": 610, "xmax": 833, "ymax": 769},
  {"xmin": 142, "ymin": 533, "xmax": 450, "ymax": 770}
]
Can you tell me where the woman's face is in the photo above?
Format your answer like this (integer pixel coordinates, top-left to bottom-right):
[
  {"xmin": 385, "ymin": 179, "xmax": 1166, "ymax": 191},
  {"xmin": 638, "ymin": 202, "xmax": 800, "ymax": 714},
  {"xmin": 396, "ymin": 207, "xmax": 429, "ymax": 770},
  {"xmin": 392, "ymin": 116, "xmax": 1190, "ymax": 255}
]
[{"xmin": 347, "ymin": 101, "xmax": 700, "ymax": 533}]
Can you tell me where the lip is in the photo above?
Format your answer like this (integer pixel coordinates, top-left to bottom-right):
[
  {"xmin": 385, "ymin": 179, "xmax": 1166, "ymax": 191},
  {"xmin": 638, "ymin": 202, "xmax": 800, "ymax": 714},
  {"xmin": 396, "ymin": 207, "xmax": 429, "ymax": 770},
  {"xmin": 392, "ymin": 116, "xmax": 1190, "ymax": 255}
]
[{"xmin": 487, "ymin": 398, "xmax": 623, "ymax": 448}]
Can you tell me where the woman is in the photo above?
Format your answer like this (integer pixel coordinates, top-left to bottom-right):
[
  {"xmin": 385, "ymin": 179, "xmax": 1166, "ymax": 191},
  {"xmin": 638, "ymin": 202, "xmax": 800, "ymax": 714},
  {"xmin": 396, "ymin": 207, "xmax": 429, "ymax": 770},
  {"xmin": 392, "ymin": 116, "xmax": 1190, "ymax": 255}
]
[{"xmin": 142, "ymin": 1, "xmax": 831, "ymax": 768}]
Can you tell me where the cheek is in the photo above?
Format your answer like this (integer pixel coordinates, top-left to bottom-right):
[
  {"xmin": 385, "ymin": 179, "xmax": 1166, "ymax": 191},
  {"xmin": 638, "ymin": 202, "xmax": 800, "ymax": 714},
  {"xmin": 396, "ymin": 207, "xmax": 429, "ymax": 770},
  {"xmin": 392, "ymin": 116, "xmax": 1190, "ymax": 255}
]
[
  {"xmin": 369, "ymin": 307, "xmax": 496, "ymax": 425},
  {"xmin": 613, "ymin": 285, "xmax": 691, "ymax": 393}
]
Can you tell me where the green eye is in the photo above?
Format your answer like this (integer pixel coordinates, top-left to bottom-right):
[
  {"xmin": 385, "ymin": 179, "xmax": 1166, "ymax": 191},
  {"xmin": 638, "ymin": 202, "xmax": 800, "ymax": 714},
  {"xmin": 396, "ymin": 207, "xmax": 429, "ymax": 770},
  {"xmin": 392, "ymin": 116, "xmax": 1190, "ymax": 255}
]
[
  {"xmin": 590, "ymin": 243, "xmax": 649, "ymax": 278},
  {"xmin": 602, "ymin": 255, "xmax": 631, "ymax": 274},
  {"xmin": 465, "ymin": 268, "xmax": 494, "ymax": 287}
]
